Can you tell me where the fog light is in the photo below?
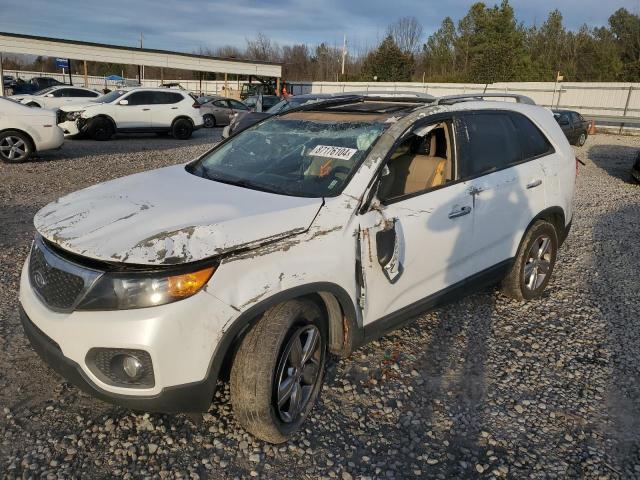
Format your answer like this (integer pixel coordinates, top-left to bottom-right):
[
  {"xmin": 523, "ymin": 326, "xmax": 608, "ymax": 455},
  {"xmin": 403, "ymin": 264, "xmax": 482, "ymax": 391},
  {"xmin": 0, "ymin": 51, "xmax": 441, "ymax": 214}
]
[
  {"xmin": 86, "ymin": 348, "xmax": 155, "ymax": 388},
  {"xmin": 122, "ymin": 355, "xmax": 143, "ymax": 379}
]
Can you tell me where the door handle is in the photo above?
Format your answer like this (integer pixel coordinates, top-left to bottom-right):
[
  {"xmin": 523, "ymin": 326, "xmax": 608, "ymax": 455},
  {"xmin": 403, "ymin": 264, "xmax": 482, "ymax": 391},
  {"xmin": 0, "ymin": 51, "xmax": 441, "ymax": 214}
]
[
  {"xmin": 526, "ymin": 179, "xmax": 542, "ymax": 189},
  {"xmin": 448, "ymin": 206, "xmax": 472, "ymax": 219},
  {"xmin": 171, "ymin": 107, "xmax": 178, "ymax": 109},
  {"xmin": 142, "ymin": 108, "xmax": 150, "ymax": 111}
]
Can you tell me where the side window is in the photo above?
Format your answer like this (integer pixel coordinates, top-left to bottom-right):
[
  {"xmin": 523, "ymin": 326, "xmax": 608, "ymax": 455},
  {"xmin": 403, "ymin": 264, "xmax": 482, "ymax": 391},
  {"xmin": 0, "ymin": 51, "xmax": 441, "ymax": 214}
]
[
  {"xmin": 229, "ymin": 99, "xmax": 248, "ymax": 110},
  {"xmin": 151, "ymin": 92, "xmax": 183, "ymax": 104},
  {"xmin": 508, "ymin": 112, "xmax": 553, "ymax": 160},
  {"xmin": 571, "ymin": 112, "xmax": 581, "ymax": 124},
  {"xmin": 74, "ymin": 89, "xmax": 99, "ymax": 98},
  {"xmin": 212, "ymin": 100, "xmax": 229, "ymax": 108},
  {"xmin": 378, "ymin": 121, "xmax": 453, "ymax": 201},
  {"xmin": 125, "ymin": 92, "xmax": 152, "ymax": 106},
  {"xmin": 456, "ymin": 113, "xmax": 520, "ymax": 179},
  {"xmin": 51, "ymin": 89, "xmax": 68, "ymax": 97}
]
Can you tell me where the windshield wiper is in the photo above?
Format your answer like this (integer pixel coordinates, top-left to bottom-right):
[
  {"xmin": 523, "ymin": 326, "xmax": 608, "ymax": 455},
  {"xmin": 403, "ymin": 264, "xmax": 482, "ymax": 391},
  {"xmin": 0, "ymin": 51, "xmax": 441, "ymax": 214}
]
[{"xmin": 204, "ymin": 171, "xmax": 285, "ymax": 195}]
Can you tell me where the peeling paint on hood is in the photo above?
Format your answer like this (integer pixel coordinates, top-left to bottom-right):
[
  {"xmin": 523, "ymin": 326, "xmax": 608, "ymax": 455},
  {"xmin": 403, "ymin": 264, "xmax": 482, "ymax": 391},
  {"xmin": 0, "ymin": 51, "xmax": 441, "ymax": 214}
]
[{"xmin": 34, "ymin": 165, "xmax": 323, "ymax": 265}]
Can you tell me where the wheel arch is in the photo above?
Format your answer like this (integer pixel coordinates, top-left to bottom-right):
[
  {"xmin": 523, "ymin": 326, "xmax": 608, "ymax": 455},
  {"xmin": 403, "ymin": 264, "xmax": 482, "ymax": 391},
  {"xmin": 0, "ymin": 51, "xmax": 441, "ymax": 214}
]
[
  {"xmin": 527, "ymin": 206, "xmax": 567, "ymax": 246},
  {"xmin": 88, "ymin": 114, "xmax": 117, "ymax": 129},
  {"xmin": 212, "ymin": 282, "xmax": 361, "ymax": 383},
  {"xmin": 171, "ymin": 115, "xmax": 195, "ymax": 127}
]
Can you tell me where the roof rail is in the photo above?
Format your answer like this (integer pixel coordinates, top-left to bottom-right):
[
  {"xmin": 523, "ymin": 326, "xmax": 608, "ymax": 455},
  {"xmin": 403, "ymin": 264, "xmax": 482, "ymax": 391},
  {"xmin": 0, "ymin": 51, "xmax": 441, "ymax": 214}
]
[{"xmin": 435, "ymin": 93, "xmax": 536, "ymax": 105}]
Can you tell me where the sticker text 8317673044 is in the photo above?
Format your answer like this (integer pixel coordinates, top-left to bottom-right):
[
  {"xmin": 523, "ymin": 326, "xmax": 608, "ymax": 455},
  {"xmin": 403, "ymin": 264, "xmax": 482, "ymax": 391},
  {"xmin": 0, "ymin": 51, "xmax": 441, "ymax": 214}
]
[{"xmin": 308, "ymin": 145, "xmax": 358, "ymax": 161}]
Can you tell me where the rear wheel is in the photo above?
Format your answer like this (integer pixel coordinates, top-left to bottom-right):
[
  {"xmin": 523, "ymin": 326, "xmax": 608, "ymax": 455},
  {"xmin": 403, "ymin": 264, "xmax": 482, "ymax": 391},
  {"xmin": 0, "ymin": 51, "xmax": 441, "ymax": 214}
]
[
  {"xmin": 88, "ymin": 117, "xmax": 114, "ymax": 141},
  {"xmin": 230, "ymin": 299, "xmax": 327, "ymax": 443},
  {"xmin": 0, "ymin": 130, "xmax": 33, "ymax": 163},
  {"xmin": 171, "ymin": 118, "xmax": 193, "ymax": 140},
  {"xmin": 203, "ymin": 114, "xmax": 216, "ymax": 128},
  {"xmin": 500, "ymin": 220, "xmax": 558, "ymax": 301}
]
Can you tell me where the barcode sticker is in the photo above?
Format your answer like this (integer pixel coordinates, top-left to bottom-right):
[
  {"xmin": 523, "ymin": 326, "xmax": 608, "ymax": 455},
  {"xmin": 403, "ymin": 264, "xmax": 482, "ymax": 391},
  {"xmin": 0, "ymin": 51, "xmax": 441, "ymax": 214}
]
[{"xmin": 308, "ymin": 145, "xmax": 358, "ymax": 161}]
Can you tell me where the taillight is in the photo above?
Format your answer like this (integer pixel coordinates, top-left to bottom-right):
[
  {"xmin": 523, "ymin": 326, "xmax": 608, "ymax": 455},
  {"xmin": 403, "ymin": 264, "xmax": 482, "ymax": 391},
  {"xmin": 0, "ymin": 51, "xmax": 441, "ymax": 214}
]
[{"xmin": 192, "ymin": 102, "xmax": 201, "ymax": 109}]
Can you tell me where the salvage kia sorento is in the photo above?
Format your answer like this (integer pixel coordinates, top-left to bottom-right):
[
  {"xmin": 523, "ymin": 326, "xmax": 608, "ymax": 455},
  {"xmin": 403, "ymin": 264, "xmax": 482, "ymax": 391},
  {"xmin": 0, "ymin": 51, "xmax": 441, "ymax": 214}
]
[{"xmin": 20, "ymin": 93, "xmax": 575, "ymax": 443}]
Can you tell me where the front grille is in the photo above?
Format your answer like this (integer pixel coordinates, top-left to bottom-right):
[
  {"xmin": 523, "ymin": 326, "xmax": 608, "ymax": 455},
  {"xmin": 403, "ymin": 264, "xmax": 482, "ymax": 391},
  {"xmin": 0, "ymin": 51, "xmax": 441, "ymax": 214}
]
[{"xmin": 28, "ymin": 239, "xmax": 102, "ymax": 312}]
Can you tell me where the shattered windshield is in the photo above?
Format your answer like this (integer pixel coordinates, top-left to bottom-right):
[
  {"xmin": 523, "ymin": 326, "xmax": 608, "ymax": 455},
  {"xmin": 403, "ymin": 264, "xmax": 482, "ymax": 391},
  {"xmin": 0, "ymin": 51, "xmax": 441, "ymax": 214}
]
[{"xmin": 189, "ymin": 116, "xmax": 387, "ymax": 197}]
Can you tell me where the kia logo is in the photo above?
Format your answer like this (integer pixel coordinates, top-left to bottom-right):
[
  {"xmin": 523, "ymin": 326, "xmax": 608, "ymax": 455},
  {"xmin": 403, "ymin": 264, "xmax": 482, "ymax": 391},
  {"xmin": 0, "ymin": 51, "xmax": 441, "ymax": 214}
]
[{"xmin": 33, "ymin": 271, "xmax": 47, "ymax": 288}]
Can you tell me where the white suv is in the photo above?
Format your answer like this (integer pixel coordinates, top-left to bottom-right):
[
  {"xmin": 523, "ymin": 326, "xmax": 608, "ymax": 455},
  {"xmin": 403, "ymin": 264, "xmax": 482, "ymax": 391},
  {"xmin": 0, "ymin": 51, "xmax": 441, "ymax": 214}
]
[
  {"xmin": 20, "ymin": 94, "xmax": 575, "ymax": 443},
  {"xmin": 57, "ymin": 88, "xmax": 204, "ymax": 140}
]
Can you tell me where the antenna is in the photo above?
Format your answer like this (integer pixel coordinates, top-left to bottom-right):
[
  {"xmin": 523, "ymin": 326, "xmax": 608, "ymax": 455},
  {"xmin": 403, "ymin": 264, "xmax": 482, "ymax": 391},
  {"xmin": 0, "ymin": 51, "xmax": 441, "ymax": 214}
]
[{"xmin": 341, "ymin": 35, "xmax": 347, "ymax": 76}]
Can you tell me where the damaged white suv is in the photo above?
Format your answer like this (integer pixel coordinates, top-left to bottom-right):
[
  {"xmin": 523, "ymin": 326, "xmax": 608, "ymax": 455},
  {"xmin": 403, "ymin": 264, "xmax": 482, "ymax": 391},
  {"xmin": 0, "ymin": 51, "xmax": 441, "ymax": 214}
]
[{"xmin": 20, "ymin": 93, "xmax": 575, "ymax": 443}]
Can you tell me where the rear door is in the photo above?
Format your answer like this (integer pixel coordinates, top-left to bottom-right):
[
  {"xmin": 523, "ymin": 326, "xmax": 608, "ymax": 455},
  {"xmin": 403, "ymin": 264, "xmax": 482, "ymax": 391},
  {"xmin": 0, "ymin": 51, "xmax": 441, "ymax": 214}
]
[
  {"xmin": 148, "ymin": 91, "xmax": 185, "ymax": 128},
  {"xmin": 116, "ymin": 91, "xmax": 152, "ymax": 129},
  {"xmin": 458, "ymin": 111, "xmax": 551, "ymax": 274},
  {"xmin": 211, "ymin": 100, "xmax": 233, "ymax": 125}
]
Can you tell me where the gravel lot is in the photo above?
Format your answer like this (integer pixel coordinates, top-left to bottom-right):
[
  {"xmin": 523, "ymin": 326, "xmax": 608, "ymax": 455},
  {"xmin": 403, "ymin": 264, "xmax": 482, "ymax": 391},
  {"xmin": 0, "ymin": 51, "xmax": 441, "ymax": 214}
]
[{"xmin": 0, "ymin": 131, "xmax": 639, "ymax": 479}]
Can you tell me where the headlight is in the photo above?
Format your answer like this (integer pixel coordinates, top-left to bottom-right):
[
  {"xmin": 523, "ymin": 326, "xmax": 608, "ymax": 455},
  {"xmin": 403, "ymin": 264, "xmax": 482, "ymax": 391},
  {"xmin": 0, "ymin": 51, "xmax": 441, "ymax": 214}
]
[
  {"xmin": 76, "ymin": 265, "xmax": 215, "ymax": 310},
  {"xmin": 67, "ymin": 110, "xmax": 84, "ymax": 120}
]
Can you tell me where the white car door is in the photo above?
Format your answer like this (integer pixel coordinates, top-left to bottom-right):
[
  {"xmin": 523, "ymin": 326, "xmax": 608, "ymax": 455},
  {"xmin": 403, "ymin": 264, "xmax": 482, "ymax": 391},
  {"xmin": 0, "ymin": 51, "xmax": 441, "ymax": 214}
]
[
  {"xmin": 44, "ymin": 88, "xmax": 99, "ymax": 109},
  {"xmin": 357, "ymin": 120, "xmax": 476, "ymax": 327},
  {"xmin": 457, "ymin": 111, "xmax": 549, "ymax": 275},
  {"xmin": 114, "ymin": 91, "xmax": 152, "ymax": 129},
  {"xmin": 148, "ymin": 91, "xmax": 185, "ymax": 128}
]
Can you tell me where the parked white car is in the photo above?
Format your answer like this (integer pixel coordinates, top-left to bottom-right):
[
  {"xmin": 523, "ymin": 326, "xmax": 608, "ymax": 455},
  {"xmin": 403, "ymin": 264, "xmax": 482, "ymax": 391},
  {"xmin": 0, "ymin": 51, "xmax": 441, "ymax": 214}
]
[
  {"xmin": 20, "ymin": 94, "xmax": 575, "ymax": 443},
  {"xmin": 0, "ymin": 98, "xmax": 64, "ymax": 163},
  {"xmin": 58, "ymin": 88, "xmax": 204, "ymax": 140},
  {"xmin": 11, "ymin": 86, "xmax": 100, "ymax": 109}
]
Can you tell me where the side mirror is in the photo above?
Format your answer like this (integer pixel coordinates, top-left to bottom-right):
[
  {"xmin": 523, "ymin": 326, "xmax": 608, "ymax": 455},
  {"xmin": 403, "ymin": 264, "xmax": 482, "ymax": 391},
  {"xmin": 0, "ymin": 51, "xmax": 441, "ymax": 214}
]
[
  {"xmin": 44, "ymin": 93, "xmax": 54, "ymax": 98},
  {"xmin": 375, "ymin": 218, "xmax": 404, "ymax": 283},
  {"xmin": 118, "ymin": 99, "xmax": 129, "ymax": 106}
]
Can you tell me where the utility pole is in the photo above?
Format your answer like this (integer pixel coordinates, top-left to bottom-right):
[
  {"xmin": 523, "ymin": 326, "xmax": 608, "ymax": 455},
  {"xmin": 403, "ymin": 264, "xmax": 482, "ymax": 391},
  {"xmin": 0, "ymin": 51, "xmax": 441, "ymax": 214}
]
[
  {"xmin": 341, "ymin": 34, "xmax": 347, "ymax": 78},
  {"xmin": 139, "ymin": 32, "xmax": 144, "ymax": 84}
]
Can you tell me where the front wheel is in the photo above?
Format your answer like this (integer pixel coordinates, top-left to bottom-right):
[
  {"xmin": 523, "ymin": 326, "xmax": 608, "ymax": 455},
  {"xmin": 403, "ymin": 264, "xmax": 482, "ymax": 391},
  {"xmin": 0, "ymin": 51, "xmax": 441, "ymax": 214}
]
[
  {"xmin": 171, "ymin": 118, "xmax": 193, "ymax": 140},
  {"xmin": 500, "ymin": 220, "xmax": 558, "ymax": 301},
  {"xmin": 0, "ymin": 130, "xmax": 33, "ymax": 163},
  {"xmin": 576, "ymin": 132, "xmax": 587, "ymax": 146},
  {"xmin": 88, "ymin": 117, "xmax": 114, "ymax": 141},
  {"xmin": 230, "ymin": 299, "xmax": 327, "ymax": 443}
]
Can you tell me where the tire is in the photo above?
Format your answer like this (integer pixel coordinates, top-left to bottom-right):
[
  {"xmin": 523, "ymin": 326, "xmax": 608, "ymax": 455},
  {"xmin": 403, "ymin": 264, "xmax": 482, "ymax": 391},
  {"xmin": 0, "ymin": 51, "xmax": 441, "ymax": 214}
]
[
  {"xmin": 0, "ymin": 130, "xmax": 33, "ymax": 163},
  {"xmin": 203, "ymin": 114, "xmax": 216, "ymax": 128},
  {"xmin": 171, "ymin": 118, "xmax": 193, "ymax": 140},
  {"xmin": 230, "ymin": 299, "xmax": 327, "ymax": 443},
  {"xmin": 500, "ymin": 220, "xmax": 558, "ymax": 301},
  {"xmin": 577, "ymin": 132, "xmax": 587, "ymax": 147},
  {"xmin": 88, "ymin": 117, "xmax": 114, "ymax": 141}
]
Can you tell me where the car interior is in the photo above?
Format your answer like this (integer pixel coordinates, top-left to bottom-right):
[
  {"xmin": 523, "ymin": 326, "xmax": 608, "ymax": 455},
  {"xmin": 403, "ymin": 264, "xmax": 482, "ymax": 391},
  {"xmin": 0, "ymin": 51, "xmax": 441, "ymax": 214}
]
[{"xmin": 378, "ymin": 122, "xmax": 453, "ymax": 201}]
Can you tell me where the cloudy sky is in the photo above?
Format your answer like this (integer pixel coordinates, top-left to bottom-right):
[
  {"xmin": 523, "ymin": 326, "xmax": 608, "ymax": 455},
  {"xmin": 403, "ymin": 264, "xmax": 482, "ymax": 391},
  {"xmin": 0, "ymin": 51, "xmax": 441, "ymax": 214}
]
[{"xmin": 0, "ymin": 0, "xmax": 638, "ymax": 55}]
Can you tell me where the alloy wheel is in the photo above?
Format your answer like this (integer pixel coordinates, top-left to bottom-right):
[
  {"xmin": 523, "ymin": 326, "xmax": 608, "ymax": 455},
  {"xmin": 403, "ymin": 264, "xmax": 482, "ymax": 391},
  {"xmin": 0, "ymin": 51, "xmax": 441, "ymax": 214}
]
[
  {"xmin": 0, "ymin": 136, "xmax": 28, "ymax": 161},
  {"xmin": 274, "ymin": 324, "xmax": 322, "ymax": 423},
  {"xmin": 523, "ymin": 235, "xmax": 553, "ymax": 291}
]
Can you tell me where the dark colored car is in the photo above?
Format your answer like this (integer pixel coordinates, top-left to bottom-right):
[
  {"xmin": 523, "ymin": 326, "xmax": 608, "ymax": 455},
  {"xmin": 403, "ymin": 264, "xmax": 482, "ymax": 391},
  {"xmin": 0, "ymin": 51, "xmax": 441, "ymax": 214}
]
[
  {"xmin": 553, "ymin": 109, "xmax": 589, "ymax": 146},
  {"xmin": 11, "ymin": 77, "xmax": 66, "ymax": 95},
  {"xmin": 631, "ymin": 151, "xmax": 640, "ymax": 184},
  {"xmin": 3, "ymin": 74, "xmax": 16, "ymax": 87},
  {"xmin": 242, "ymin": 95, "xmax": 280, "ymax": 112},
  {"xmin": 224, "ymin": 94, "xmax": 344, "ymax": 138}
]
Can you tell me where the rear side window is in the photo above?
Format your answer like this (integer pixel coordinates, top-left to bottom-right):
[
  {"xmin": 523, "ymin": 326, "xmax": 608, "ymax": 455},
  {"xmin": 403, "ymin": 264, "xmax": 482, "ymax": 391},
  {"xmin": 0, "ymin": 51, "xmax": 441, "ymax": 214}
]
[
  {"xmin": 73, "ymin": 89, "xmax": 99, "ymax": 98},
  {"xmin": 151, "ymin": 92, "xmax": 184, "ymax": 104},
  {"xmin": 508, "ymin": 112, "xmax": 553, "ymax": 160},
  {"xmin": 456, "ymin": 113, "xmax": 521, "ymax": 178}
]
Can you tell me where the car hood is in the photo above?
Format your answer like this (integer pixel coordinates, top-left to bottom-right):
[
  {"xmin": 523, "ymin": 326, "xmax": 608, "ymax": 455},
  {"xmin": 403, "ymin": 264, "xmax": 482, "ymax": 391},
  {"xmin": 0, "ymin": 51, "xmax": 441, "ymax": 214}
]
[
  {"xmin": 59, "ymin": 103, "xmax": 99, "ymax": 113},
  {"xmin": 34, "ymin": 164, "xmax": 324, "ymax": 266}
]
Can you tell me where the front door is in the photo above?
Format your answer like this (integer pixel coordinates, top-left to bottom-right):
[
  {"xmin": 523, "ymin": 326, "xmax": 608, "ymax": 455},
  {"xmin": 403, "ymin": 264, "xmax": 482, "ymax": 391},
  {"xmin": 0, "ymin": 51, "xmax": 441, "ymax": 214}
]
[
  {"xmin": 358, "ymin": 120, "xmax": 476, "ymax": 328},
  {"xmin": 117, "ymin": 91, "xmax": 153, "ymax": 129}
]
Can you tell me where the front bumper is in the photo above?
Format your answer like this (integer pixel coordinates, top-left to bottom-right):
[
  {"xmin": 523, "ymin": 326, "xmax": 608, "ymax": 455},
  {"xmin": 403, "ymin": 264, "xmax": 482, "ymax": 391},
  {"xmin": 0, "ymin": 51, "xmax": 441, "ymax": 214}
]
[
  {"xmin": 19, "ymin": 255, "xmax": 240, "ymax": 412},
  {"xmin": 58, "ymin": 119, "xmax": 81, "ymax": 137},
  {"xmin": 20, "ymin": 307, "xmax": 213, "ymax": 412}
]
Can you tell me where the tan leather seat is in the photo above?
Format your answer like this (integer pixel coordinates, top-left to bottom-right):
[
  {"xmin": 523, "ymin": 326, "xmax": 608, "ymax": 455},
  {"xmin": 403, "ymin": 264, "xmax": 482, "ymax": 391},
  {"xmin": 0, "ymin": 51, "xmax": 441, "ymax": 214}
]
[{"xmin": 391, "ymin": 134, "xmax": 448, "ymax": 195}]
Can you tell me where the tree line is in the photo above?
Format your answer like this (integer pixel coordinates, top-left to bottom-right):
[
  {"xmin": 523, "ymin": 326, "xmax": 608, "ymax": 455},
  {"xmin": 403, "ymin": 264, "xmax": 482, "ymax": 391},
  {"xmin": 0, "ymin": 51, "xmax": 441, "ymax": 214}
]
[{"xmin": 3, "ymin": 1, "xmax": 639, "ymax": 83}]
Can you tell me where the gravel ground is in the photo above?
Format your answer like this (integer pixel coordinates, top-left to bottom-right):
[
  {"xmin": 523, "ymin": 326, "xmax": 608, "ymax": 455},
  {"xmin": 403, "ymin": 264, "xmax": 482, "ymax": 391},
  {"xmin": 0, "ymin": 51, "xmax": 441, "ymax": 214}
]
[{"xmin": 0, "ymin": 131, "xmax": 639, "ymax": 479}]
